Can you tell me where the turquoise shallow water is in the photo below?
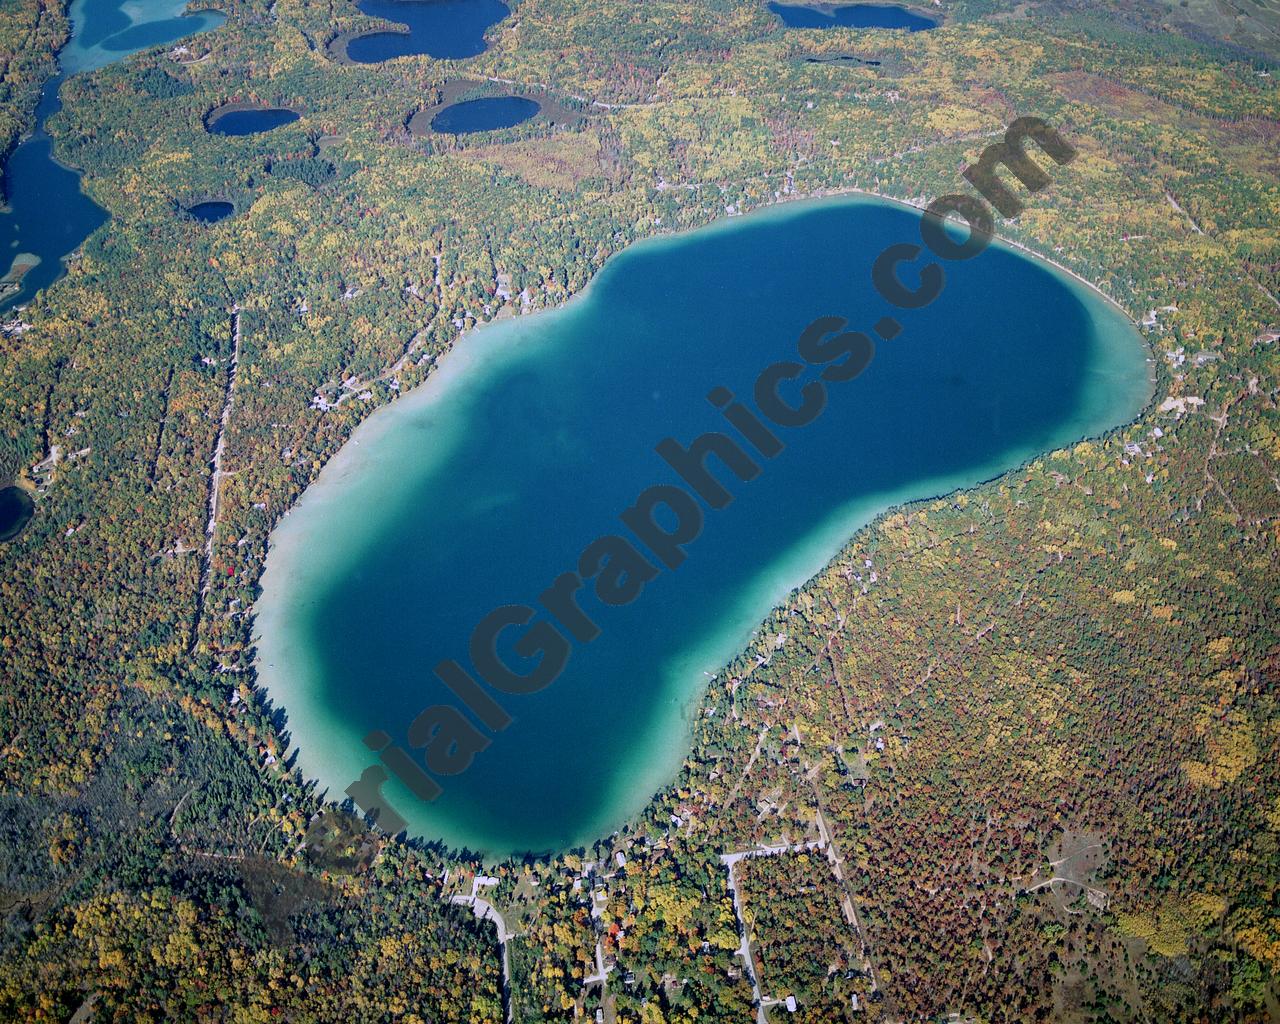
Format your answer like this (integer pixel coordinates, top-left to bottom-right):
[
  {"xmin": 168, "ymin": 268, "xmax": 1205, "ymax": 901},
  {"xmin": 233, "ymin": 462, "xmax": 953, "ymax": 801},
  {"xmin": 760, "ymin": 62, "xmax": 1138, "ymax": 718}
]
[
  {"xmin": 254, "ymin": 196, "xmax": 1151, "ymax": 857},
  {"xmin": 62, "ymin": 0, "xmax": 225, "ymax": 76}
]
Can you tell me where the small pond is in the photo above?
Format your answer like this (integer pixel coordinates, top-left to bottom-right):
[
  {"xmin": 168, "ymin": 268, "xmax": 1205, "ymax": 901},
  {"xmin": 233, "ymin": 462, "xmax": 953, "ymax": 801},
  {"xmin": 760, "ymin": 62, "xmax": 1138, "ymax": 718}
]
[
  {"xmin": 770, "ymin": 1, "xmax": 938, "ymax": 30},
  {"xmin": 0, "ymin": 486, "xmax": 35, "ymax": 543},
  {"xmin": 186, "ymin": 200, "xmax": 235, "ymax": 223},
  {"xmin": 429, "ymin": 96, "xmax": 540, "ymax": 134},
  {"xmin": 345, "ymin": 0, "xmax": 509, "ymax": 62},
  {"xmin": 206, "ymin": 107, "xmax": 300, "ymax": 136}
]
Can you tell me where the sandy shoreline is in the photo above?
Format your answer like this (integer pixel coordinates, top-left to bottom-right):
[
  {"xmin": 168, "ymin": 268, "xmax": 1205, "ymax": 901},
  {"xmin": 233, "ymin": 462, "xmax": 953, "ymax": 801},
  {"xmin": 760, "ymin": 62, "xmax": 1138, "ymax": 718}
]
[
  {"xmin": 251, "ymin": 191, "xmax": 1154, "ymax": 858},
  {"xmin": 592, "ymin": 295, "xmax": 1155, "ymax": 851},
  {"xmin": 761, "ymin": 184, "xmax": 1138, "ymax": 321}
]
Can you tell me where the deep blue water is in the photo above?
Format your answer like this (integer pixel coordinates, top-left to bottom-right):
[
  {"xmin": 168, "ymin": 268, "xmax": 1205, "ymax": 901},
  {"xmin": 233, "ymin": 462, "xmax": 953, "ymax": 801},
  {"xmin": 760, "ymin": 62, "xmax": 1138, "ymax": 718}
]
[
  {"xmin": 187, "ymin": 200, "xmax": 235, "ymax": 223},
  {"xmin": 206, "ymin": 108, "xmax": 300, "ymax": 136},
  {"xmin": 0, "ymin": 486, "xmax": 35, "ymax": 543},
  {"xmin": 429, "ymin": 97, "xmax": 540, "ymax": 134},
  {"xmin": 0, "ymin": 82, "xmax": 109, "ymax": 313},
  {"xmin": 770, "ymin": 1, "xmax": 938, "ymax": 31},
  {"xmin": 256, "ymin": 197, "xmax": 1150, "ymax": 856},
  {"xmin": 0, "ymin": 0, "xmax": 223, "ymax": 312},
  {"xmin": 345, "ymin": 0, "xmax": 510, "ymax": 62}
]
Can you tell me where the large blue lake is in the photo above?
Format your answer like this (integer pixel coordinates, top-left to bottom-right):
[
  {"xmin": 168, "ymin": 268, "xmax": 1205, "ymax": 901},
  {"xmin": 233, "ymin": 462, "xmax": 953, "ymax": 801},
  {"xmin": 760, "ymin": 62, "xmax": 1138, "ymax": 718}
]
[
  {"xmin": 255, "ymin": 196, "xmax": 1151, "ymax": 857},
  {"xmin": 0, "ymin": 0, "xmax": 223, "ymax": 312}
]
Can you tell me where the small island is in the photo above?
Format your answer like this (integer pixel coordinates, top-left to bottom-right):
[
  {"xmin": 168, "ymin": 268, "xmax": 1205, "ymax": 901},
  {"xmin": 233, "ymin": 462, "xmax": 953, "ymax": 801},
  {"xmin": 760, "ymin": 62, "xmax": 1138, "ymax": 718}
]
[{"xmin": 0, "ymin": 253, "xmax": 40, "ymax": 301}]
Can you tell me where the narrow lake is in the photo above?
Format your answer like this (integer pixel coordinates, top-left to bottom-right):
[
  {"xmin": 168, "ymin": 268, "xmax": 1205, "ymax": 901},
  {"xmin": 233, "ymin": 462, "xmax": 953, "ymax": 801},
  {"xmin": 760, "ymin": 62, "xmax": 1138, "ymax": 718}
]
[
  {"xmin": 0, "ymin": 0, "xmax": 223, "ymax": 313},
  {"xmin": 345, "ymin": 0, "xmax": 509, "ymax": 62},
  {"xmin": 429, "ymin": 96, "xmax": 540, "ymax": 134},
  {"xmin": 255, "ymin": 196, "xmax": 1151, "ymax": 857},
  {"xmin": 769, "ymin": 1, "xmax": 938, "ymax": 31}
]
